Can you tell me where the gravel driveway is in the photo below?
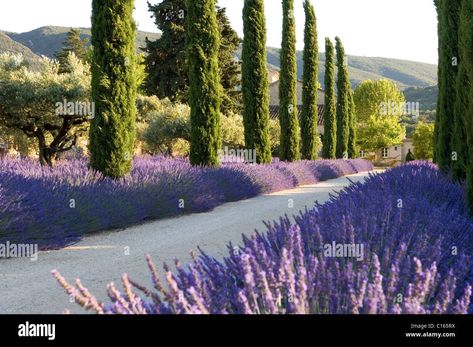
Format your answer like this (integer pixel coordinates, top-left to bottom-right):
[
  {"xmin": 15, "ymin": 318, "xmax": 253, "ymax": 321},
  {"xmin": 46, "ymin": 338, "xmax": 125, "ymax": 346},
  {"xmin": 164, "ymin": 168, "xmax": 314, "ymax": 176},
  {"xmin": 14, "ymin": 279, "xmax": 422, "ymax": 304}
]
[{"xmin": 0, "ymin": 171, "xmax": 374, "ymax": 314}]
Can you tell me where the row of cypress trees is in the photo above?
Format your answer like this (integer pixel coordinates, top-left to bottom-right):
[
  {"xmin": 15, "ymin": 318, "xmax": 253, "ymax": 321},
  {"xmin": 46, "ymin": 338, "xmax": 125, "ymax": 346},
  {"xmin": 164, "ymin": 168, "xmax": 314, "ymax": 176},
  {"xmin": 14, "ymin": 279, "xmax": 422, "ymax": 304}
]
[
  {"xmin": 89, "ymin": 0, "xmax": 354, "ymax": 177},
  {"xmin": 434, "ymin": 0, "xmax": 473, "ymax": 213},
  {"xmin": 322, "ymin": 37, "xmax": 356, "ymax": 159},
  {"xmin": 277, "ymin": 0, "xmax": 356, "ymax": 162}
]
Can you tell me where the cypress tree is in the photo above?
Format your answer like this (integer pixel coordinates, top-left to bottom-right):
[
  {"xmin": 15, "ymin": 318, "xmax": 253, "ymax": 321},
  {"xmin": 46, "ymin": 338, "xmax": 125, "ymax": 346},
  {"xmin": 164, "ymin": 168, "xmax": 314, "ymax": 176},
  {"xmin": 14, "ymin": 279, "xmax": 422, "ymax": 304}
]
[
  {"xmin": 452, "ymin": 26, "xmax": 469, "ymax": 181},
  {"xmin": 241, "ymin": 0, "xmax": 272, "ymax": 164},
  {"xmin": 301, "ymin": 0, "xmax": 319, "ymax": 160},
  {"xmin": 279, "ymin": 0, "xmax": 300, "ymax": 162},
  {"xmin": 322, "ymin": 38, "xmax": 336, "ymax": 159},
  {"xmin": 435, "ymin": 0, "xmax": 461, "ymax": 172},
  {"xmin": 89, "ymin": 0, "xmax": 137, "ymax": 178},
  {"xmin": 335, "ymin": 37, "xmax": 350, "ymax": 159},
  {"xmin": 348, "ymin": 89, "xmax": 357, "ymax": 158},
  {"xmin": 186, "ymin": 0, "xmax": 222, "ymax": 167},
  {"xmin": 459, "ymin": 0, "xmax": 473, "ymax": 212}
]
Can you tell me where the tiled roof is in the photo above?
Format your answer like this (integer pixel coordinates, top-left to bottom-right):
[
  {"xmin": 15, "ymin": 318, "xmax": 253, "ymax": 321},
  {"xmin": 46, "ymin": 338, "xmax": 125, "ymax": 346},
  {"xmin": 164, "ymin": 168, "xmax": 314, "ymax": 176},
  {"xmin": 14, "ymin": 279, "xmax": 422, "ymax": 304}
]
[{"xmin": 269, "ymin": 104, "xmax": 325, "ymax": 126}]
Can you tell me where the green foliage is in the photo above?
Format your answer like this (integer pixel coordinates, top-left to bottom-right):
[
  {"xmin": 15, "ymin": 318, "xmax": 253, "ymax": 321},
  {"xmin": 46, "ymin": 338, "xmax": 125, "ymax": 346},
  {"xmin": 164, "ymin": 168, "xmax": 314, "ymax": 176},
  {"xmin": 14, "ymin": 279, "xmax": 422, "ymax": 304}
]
[
  {"xmin": 218, "ymin": 7, "xmax": 243, "ymax": 115},
  {"xmin": 89, "ymin": 0, "xmax": 138, "ymax": 178},
  {"xmin": 140, "ymin": 98, "xmax": 247, "ymax": 157},
  {"xmin": 301, "ymin": 0, "xmax": 319, "ymax": 160},
  {"xmin": 413, "ymin": 122, "xmax": 435, "ymax": 160},
  {"xmin": 54, "ymin": 28, "xmax": 88, "ymax": 74},
  {"xmin": 144, "ymin": 1, "xmax": 241, "ymax": 114},
  {"xmin": 435, "ymin": 0, "xmax": 461, "ymax": 172},
  {"xmin": 186, "ymin": 0, "xmax": 222, "ymax": 167},
  {"xmin": 0, "ymin": 53, "xmax": 91, "ymax": 165},
  {"xmin": 322, "ymin": 38, "xmax": 336, "ymax": 159},
  {"xmin": 241, "ymin": 0, "xmax": 272, "ymax": 164},
  {"xmin": 144, "ymin": 0, "xmax": 187, "ymax": 102},
  {"xmin": 335, "ymin": 37, "xmax": 350, "ymax": 158},
  {"xmin": 354, "ymin": 79, "xmax": 406, "ymax": 153},
  {"xmin": 141, "ymin": 100, "xmax": 191, "ymax": 156},
  {"xmin": 354, "ymin": 79, "xmax": 405, "ymax": 122},
  {"xmin": 356, "ymin": 115, "xmax": 405, "ymax": 153},
  {"xmin": 452, "ymin": 0, "xmax": 473, "ymax": 182},
  {"xmin": 458, "ymin": 0, "xmax": 473, "ymax": 212},
  {"xmin": 279, "ymin": 0, "xmax": 300, "ymax": 162}
]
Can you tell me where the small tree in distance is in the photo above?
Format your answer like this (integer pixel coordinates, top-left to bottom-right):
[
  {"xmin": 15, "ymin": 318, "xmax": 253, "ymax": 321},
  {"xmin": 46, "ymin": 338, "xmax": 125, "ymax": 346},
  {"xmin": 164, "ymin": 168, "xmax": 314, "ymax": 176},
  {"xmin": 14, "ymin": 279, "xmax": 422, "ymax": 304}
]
[
  {"xmin": 322, "ymin": 38, "xmax": 337, "ymax": 159},
  {"xmin": 335, "ymin": 37, "xmax": 350, "ymax": 159},
  {"xmin": 413, "ymin": 122, "xmax": 435, "ymax": 160},
  {"xmin": 55, "ymin": 28, "xmax": 88, "ymax": 74}
]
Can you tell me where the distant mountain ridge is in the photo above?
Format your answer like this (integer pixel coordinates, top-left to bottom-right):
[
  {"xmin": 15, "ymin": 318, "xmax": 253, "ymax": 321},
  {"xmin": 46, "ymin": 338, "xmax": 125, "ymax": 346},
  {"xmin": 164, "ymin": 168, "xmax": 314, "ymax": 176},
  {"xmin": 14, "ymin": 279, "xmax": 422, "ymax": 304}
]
[
  {"xmin": 262, "ymin": 47, "xmax": 438, "ymax": 90},
  {"xmin": 1, "ymin": 26, "xmax": 437, "ymax": 90},
  {"xmin": 2, "ymin": 26, "xmax": 161, "ymax": 58}
]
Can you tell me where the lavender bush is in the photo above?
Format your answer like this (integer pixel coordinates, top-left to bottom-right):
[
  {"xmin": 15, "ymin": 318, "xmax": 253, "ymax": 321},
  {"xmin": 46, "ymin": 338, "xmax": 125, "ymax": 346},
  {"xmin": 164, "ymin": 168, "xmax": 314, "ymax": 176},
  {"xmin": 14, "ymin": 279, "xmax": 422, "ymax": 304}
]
[
  {"xmin": 53, "ymin": 162, "xmax": 473, "ymax": 314},
  {"xmin": 0, "ymin": 156, "xmax": 371, "ymax": 249}
]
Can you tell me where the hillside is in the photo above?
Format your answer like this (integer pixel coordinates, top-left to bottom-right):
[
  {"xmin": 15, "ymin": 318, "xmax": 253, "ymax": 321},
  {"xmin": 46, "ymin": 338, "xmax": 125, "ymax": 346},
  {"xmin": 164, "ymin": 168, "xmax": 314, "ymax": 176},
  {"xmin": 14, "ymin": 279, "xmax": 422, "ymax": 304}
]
[
  {"xmin": 0, "ymin": 31, "xmax": 41, "ymax": 69},
  {"xmin": 263, "ymin": 47, "xmax": 437, "ymax": 90},
  {"xmin": 4, "ymin": 26, "xmax": 161, "ymax": 58},
  {"xmin": 3, "ymin": 26, "xmax": 437, "ymax": 90},
  {"xmin": 403, "ymin": 85, "xmax": 438, "ymax": 111}
]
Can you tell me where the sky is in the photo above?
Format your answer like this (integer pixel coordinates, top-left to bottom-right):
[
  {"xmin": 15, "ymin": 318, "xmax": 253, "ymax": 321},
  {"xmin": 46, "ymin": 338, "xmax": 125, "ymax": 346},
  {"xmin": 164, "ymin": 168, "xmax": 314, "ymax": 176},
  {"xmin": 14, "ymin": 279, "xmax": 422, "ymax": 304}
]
[{"xmin": 0, "ymin": 0, "xmax": 438, "ymax": 64}]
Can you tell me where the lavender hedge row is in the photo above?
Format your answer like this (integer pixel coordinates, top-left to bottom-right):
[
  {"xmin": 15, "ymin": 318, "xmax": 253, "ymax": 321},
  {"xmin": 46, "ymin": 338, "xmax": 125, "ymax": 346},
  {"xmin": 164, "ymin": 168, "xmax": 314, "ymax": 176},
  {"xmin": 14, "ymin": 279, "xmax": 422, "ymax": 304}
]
[
  {"xmin": 53, "ymin": 162, "xmax": 473, "ymax": 314},
  {"xmin": 0, "ymin": 157, "xmax": 372, "ymax": 249}
]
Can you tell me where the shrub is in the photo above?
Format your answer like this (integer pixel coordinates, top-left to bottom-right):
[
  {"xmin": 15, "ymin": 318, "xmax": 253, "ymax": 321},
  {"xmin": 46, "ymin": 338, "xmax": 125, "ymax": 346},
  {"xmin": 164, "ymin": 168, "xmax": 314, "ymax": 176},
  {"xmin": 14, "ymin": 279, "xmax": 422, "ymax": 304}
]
[
  {"xmin": 0, "ymin": 157, "xmax": 372, "ymax": 249},
  {"xmin": 53, "ymin": 162, "xmax": 472, "ymax": 314},
  {"xmin": 141, "ymin": 103, "xmax": 248, "ymax": 157},
  {"xmin": 140, "ymin": 102, "xmax": 191, "ymax": 156}
]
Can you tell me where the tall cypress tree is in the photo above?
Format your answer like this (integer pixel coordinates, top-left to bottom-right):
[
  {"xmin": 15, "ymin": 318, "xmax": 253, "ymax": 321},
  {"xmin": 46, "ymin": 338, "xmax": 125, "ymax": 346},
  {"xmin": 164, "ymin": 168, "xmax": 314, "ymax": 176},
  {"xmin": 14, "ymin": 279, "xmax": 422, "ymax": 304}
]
[
  {"xmin": 435, "ymin": 0, "xmax": 461, "ymax": 172},
  {"xmin": 335, "ymin": 37, "xmax": 350, "ymax": 159},
  {"xmin": 241, "ymin": 0, "xmax": 272, "ymax": 164},
  {"xmin": 348, "ymin": 89, "xmax": 357, "ymax": 158},
  {"xmin": 186, "ymin": 0, "xmax": 222, "ymax": 167},
  {"xmin": 452, "ymin": 0, "xmax": 469, "ymax": 181},
  {"xmin": 459, "ymin": 0, "xmax": 473, "ymax": 212},
  {"xmin": 279, "ymin": 0, "xmax": 300, "ymax": 162},
  {"xmin": 301, "ymin": 0, "xmax": 319, "ymax": 160},
  {"xmin": 89, "ymin": 0, "xmax": 137, "ymax": 178},
  {"xmin": 322, "ymin": 38, "xmax": 336, "ymax": 159}
]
